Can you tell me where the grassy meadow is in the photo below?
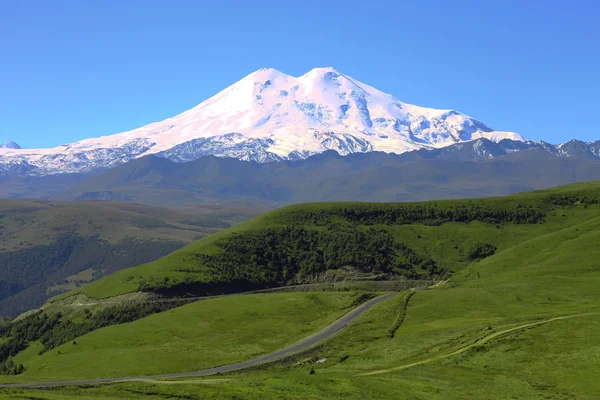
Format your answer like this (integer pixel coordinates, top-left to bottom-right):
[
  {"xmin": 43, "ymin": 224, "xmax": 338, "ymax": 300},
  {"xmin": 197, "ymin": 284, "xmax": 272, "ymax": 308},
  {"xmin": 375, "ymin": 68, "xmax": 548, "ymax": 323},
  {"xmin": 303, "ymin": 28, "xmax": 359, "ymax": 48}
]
[
  {"xmin": 2, "ymin": 181, "xmax": 600, "ymax": 398},
  {"xmin": 0, "ymin": 292, "xmax": 364, "ymax": 383}
]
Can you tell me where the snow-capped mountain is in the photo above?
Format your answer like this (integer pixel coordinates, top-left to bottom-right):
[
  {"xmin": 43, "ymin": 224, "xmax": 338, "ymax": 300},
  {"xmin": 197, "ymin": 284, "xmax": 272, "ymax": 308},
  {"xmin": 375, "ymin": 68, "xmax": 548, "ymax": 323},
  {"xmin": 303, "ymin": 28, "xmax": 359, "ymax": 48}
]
[
  {"xmin": 0, "ymin": 67, "xmax": 525, "ymax": 175},
  {"xmin": 412, "ymin": 138, "xmax": 600, "ymax": 162}
]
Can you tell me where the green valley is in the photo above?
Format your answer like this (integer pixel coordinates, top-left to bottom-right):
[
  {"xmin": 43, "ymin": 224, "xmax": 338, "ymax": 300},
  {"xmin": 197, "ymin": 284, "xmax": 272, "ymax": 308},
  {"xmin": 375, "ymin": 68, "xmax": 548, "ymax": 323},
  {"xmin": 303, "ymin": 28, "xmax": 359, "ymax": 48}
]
[{"xmin": 0, "ymin": 199, "xmax": 268, "ymax": 316}]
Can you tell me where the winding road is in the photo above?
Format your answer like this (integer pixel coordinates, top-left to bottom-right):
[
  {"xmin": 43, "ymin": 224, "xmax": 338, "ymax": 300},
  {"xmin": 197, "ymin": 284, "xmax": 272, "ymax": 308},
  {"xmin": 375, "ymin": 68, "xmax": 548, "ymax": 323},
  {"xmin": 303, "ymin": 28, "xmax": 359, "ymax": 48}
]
[{"xmin": 0, "ymin": 292, "xmax": 398, "ymax": 389}]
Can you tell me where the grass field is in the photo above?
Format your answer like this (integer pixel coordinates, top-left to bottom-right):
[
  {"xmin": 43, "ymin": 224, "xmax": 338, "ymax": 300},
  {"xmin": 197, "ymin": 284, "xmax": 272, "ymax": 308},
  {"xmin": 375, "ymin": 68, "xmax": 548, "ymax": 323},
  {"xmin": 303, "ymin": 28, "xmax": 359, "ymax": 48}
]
[
  {"xmin": 2, "ymin": 181, "xmax": 600, "ymax": 398},
  {"xmin": 0, "ymin": 292, "xmax": 364, "ymax": 383}
]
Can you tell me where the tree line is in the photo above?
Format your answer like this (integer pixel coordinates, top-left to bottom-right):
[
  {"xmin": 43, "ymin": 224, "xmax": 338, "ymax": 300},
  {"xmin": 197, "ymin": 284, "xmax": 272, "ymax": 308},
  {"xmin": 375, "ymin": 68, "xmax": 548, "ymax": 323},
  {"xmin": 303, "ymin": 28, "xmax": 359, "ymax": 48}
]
[
  {"xmin": 548, "ymin": 194, "xmax": 599, "ymax": 206},
  {"xmin": 278, "ymin": 203, "xmax": 545, "ymax": 227}
]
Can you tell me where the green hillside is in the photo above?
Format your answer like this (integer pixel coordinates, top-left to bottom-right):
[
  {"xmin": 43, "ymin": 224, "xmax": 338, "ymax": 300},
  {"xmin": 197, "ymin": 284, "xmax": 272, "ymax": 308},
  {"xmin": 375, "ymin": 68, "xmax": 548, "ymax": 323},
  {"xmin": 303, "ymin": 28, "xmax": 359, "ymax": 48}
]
[
  {"xmin": 0, "ymin": 292, "xmax": 363, "ymax": 382},
  {"xmin": 1, "ymin": 181, "xmax": 600, "ymax": 398},
  {"xmin": 0, "ymin": 199, "xmax": 268, "ymax": 316},
  {"xmin": 62, "ymin": 180, "xmax": 600, "ymax": 300}
]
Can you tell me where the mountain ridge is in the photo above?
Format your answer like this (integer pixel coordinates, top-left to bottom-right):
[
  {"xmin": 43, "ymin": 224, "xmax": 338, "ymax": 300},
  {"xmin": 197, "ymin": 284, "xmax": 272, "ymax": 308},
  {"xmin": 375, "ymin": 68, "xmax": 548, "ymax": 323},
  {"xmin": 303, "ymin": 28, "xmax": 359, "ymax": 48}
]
[
  {"xmin": 63, "ymin": 138, "xmax": 600, "ymax": 206},
  {"xmin": 1, "ymin": 138, "xmax": 599, "ymax": 205}
]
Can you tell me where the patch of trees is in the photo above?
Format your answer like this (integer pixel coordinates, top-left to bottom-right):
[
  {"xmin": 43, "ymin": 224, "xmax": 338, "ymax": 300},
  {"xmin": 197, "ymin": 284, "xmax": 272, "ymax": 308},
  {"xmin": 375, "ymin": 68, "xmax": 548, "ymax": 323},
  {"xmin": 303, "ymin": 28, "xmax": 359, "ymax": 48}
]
[
  {"xmin": 0, "ymin": 300, "xmax": 188, "ymax": 365},
  {"xmin": 0, "ymin": 235, "xmax": 82, "ymax": 304},
  {"xmin": 466, "ymin": 242, "xmax": 497, "ymax": 261},
  {"xmin": 0, "ymin": 359, "xmax": 25, "ymax": 375},
  {"xmin": 140, "ymin": 279, "xmax": 270, "ymax": 297},
  {"xmin": 548, "ymin": 194, "xmax": 599, "ymax": 207},
  {"xmin": 0, "ymin": 312, "xmax": 61, "ymax": 365},
  {"xmin": 279, "ymin": 203, "xmax": 545, "ymax": 227},
  {"xmin": 190, "ymin": 226, "xmax": 444, "ymax": 289}
]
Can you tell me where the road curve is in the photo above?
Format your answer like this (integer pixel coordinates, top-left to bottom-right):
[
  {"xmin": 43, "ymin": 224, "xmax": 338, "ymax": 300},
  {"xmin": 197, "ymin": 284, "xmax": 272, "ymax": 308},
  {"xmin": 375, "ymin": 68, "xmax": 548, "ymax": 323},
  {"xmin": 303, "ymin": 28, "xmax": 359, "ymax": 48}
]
[{"xmin": 0, "ymin": 292, "xmax": 398, "ymax": 389}]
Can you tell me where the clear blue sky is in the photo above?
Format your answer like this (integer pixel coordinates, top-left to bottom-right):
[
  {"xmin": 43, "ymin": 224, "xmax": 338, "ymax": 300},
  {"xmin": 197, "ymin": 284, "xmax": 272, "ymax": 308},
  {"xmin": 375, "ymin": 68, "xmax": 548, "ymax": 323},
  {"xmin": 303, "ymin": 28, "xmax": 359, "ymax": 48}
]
[{"xmin": 1, "ymin": 0, "xmax": 598, "ymax": 148}]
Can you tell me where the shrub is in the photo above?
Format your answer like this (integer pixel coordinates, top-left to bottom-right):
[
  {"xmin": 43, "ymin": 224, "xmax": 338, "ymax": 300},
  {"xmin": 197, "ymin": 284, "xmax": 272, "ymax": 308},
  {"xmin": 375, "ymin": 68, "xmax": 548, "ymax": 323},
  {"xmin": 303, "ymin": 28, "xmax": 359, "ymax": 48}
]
[{"xmin": 467, "ymin": 242, "xmax": 497, "ymax": 261}]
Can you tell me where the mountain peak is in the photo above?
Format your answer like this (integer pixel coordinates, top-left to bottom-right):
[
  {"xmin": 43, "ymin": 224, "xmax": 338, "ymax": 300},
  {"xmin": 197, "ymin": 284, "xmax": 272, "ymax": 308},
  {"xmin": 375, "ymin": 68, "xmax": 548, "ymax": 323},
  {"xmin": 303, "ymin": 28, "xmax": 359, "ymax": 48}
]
[
  {"xmin": 244, "ymin": 68, "xmax": 290, "ymax": 81},
  {"xmin": 0, "ymin": 67, "xmax": 525, "ymax": 175},
  {"xmin": 250, "ymin": 67, "xmax": 342, "ymax": 78},
  {"xmin": 304, "ymin": 66, "xmax": 341, "ymax": 75},
  {"xmin": 1, "ymin": 141, "xmax": 21, "ymax": 149}
]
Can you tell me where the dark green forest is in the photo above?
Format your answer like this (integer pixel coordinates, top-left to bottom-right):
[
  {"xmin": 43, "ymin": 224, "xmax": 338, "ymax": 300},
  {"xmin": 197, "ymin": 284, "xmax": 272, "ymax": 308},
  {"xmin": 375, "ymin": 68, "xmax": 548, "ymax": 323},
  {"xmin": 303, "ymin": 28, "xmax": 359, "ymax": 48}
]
[
  {"xmin": 0, "ymin": 236, "xmax": 184, "ymax": 317},
  {"xmin": 277, "ymin": 203, "xmax": 545, "ymax": 226},
  {"xmin": 173, "ymin": 226, "xmax": 445, "ymax": 292}
]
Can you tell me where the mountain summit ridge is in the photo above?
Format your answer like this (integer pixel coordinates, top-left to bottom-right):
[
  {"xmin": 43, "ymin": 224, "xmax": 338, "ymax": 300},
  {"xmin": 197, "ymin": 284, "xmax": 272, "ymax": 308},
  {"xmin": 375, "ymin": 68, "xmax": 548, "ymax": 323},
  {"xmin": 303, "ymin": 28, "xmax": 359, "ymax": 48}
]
[{"xmin": 0, "ymin": 67, "xmax": 524, "ymax": 175}]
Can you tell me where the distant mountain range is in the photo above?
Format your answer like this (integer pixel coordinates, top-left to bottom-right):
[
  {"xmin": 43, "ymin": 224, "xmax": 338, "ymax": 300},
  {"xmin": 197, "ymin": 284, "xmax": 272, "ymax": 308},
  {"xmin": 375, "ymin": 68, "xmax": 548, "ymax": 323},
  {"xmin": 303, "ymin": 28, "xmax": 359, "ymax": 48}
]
[
  {"xmin": 1, "ymin": 138, "xmax": 598, "ymax": 206},
  {"xmin": 0, "ymin": 67, "xmax": 524, "ymax": 175}
]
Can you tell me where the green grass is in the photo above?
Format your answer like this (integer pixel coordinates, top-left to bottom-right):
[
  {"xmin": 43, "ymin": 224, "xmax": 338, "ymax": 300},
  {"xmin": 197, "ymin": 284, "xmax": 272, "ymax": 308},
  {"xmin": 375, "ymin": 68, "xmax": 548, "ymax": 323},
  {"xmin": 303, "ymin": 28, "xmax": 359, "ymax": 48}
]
[
  {"xmin": 26, "ymin": 214, "xmax": 596, "ymax": 399},
  {"xmin": 68, "ymin": 182, "xmax": 597, "ymax": 301},
  {"xmin": 0, "ymin": 292, "xmax": 364, "ymax": 383},
  {"xmin": 226, "ymin": 201, "xmax": 600, "ymax": 398},
  {"xmin": 11, "ymin": 341, "xmax": 43, "ymax": 367},
  {"xmin": 3, "ymin": 181, "xmax": 600, "ymax": 398}
]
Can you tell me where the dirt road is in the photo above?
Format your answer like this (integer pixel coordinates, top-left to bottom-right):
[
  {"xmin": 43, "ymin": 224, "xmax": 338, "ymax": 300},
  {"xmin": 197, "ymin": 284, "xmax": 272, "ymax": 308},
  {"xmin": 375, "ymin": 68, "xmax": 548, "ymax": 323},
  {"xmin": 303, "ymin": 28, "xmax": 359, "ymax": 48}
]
[{"xmin": 360, "ymin": 312, "xmax": 596, "ymax": 376}]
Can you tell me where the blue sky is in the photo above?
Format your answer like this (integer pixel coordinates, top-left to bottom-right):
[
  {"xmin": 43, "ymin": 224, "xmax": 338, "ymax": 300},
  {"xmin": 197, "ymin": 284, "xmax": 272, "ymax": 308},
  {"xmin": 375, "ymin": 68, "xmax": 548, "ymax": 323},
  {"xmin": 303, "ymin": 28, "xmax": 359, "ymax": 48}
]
[{"xmin": 1, "ymin": 0, "xmax": 598, "ymax": 148}]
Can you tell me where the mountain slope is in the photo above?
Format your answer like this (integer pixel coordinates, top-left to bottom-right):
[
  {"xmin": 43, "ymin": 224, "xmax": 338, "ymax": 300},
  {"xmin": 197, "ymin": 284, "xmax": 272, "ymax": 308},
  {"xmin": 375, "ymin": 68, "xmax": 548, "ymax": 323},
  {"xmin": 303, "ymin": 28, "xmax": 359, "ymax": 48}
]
[
  {"xmin": 0, "ymin": 67, "xmax": 523, "ymax": 175},
  {"xmin": 57, "ymin": 180, "xmax": 599, "ymax": 300},
  {"xmin": 0, "ymin": 200, "xmax": 268, "ymax": 316},
  {"xmin": 1, "ymin": 138, "xmax": 599, "ymax": 205},
  {"xmin": 64, "ymin": 139, "xmax": 600, "ymax": 206}
]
